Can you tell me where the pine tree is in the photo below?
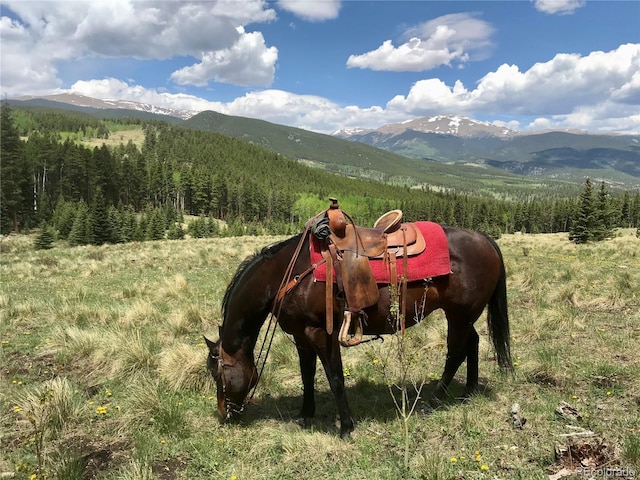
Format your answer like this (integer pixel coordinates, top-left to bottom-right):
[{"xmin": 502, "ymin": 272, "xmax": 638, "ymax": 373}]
[
  {"xmin": 593, "ymin": 181, "xmax": 615, "ymax": 241},
  {"xmin": 569, "ymin": 178, "xmax": 597, "ymax": 244},
  {"xmin": 107, "ymin": 206, "xmax": 124, "ymax": 243},
  {"xmin": 1, "ymin": 102, "xmax": 29, "ymax": 233},
  {"xmin": 90, "ymin": 187, "xmax": 111, "ymax": 245},
  {"xmin": 68, "ymin": 201, "xmax": 92, "ymax": 246},
  {"xmin": 146, "ymin": 208, "xmax": 166, "ymax": 240},
  {"xmin": 167, "ymin": 223, "xmax": 185, "ymax": 240},
  {"xmin": 51, "ymin": 197, "xmax": 77, "ymax": 239},
  {"xmin": 34, "ymin": 222, "xmax": 55, "ymax": 250}
]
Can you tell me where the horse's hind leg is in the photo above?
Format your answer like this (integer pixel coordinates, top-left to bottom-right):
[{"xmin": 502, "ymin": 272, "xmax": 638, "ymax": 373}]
[
  {"xmin": 432, "ymin": 313, "xmax": 479, "ymax": 403},
  {"xmin": 465, "ymin": 327, "xmax": 480, "ymax": 395},
  {"xmin": 295, "ymin": 341, "xmax": 317, "ymax": 429}
]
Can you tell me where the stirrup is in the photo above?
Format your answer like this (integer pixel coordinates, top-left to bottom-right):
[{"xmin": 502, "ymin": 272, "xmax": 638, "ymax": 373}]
[{"xmin": 338, "ymin": 311, "xmax": 363, "ymax": 347}]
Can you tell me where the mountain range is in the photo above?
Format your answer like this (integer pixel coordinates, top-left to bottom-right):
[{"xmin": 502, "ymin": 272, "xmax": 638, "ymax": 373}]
[{"xmin": 9, "ymin": 94, "xmax": 640, "ymax": 190}]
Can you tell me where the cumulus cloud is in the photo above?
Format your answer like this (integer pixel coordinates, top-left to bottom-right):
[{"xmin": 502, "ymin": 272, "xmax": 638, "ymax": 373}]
[
  {"xmin": 0, "ymin": 0, "xmax": 277, "ymax": 94},
  {"xmin": 347, "ymin": 13, "xmax": 494, "ymax": 72},
  {"xmin": 533, "ymin": 0, "xmax": 586, "ymax": 15},
  {"xmin": 386, "ymin": 44, "xmax": 640, "ymax": 129},
  {"xmin": 170, "ymin": 27, "xmax": 278, "ymax": 87},
  {"xmin": 1, "ymin": 1, "xmax": 637, "ymax": 135},
  {"xmin": 277, "ymin": 0, "xmax": 341, "ymax": 21},
  {"xmin": 69, "ymin": 78, "xmax": 226, "ymax": 113},
  {"xmin": 46, "ymin": 43, "xmax": 640, "ymax": 135}
]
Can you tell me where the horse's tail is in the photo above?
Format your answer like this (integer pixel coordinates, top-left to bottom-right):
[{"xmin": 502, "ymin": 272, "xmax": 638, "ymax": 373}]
[{"xmin": 484, "ymin": 235, "xmax": 513, "ymax": 372}]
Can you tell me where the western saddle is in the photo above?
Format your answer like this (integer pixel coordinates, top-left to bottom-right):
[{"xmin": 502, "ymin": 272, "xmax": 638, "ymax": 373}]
[{"xmin": 315, "ymin": 198, "xmax": 426, "ymax": 346}]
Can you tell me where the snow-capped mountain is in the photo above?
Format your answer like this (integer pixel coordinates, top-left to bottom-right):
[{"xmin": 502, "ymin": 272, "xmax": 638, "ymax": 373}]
[
  {"xmin": 335, "ymin": 115, "xmax": 516, "ymax": 139},
  {"xmin": 15, "ymin": 93, "xmax": 197, "ymax": 120}
]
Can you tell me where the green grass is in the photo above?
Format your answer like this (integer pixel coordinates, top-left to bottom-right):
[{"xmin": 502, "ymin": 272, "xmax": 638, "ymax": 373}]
[{"xmin": 1, "ymin": 230, "xmax": 639, "ymax": 479}]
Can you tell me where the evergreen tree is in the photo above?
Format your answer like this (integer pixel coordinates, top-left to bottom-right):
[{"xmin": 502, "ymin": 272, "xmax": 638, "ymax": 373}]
[
  {"xmin": 167, "ymin": 222, "xmax": 185, "ymax": 240},
  {"xmin": 120, "ymin": 205, "xmax": 137, "ymax": 242},
  {"xmin": 187, "ymin": 215, "xmax": 207, "ymax": 238},
  {"xmin": 594, "ymin": 181, "xmax": 615, "ymax": 241},
  {"xmin": 51, "ymin": 197, "xmax": 77, "ymax": 239},
  {"xmin": 68, "ymin": 201, "xmax": 92, "ymax": 246},
  {"xmin": 632, "ymin": 191, "xmax": 640, "ymax": 228},
  {"xmin": 1, "ymin": 102, "xmax": 29, "ymax": 233},
  {"xmin": 619, "ymin": 191, "xmax": 632, "ymax": 228},
  {"xmin": 569, "ymin": 178, "xmax": 597, "ymax": 244},
  {"xmin": 34, "ymin": 222, "xmax": 55, "ymax": 250},
  {"xmin": 90, "ymin": 187, "xmax": 111, "ymax": 245},
  {"xmin": 146, "ymin": 208, "xmax": 166, "ymax": 240},
  {"xmin": 107, "ymin": 206, "xmax": 124, "ymax": 243}
]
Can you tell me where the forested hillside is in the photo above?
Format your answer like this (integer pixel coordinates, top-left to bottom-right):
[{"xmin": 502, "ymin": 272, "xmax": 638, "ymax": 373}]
[{"xmin": 2, "ymin": 103, "xmax": 640, "ymax": 243}]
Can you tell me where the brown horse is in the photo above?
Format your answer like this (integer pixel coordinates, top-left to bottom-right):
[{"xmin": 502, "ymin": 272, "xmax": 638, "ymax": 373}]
[{"xmin": 204, "ymin": 225, "xmax": 512, "ymax": 438}]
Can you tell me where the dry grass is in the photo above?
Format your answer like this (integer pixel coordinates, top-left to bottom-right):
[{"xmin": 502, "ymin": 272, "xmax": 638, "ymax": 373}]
[
  {"xmin": 1, "ymin": 229, "xmax": 638, "ymax": 479},
  {"xmin": 81, "ymin": 128, "xmax": 146, "ymax": 149}
]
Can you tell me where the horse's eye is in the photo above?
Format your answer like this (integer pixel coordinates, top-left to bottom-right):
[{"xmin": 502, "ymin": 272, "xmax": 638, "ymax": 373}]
[{"xmin": 207, "ymin": 355, "xmax": 220, "ymax": 374}]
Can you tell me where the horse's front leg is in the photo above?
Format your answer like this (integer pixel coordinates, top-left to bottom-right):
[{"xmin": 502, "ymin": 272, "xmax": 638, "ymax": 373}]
[
  {"xmin": 295, "ymin": 340, "xmax": 317, "ymax": 429},
  {"xmin": 317, "ymin": 331, "xmax": 355, "ymax": 439}
]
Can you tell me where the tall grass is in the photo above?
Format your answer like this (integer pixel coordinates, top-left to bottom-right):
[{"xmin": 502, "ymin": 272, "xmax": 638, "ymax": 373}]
[{"xmin": 1, "ymin": 230, "xmax": 638, "ymax": 478}]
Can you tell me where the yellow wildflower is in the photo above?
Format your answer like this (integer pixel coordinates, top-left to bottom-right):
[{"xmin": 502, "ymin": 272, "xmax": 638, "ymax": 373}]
[{"xmin": 450, "ymin": 457, "xmax": 457, "ymax": 463}]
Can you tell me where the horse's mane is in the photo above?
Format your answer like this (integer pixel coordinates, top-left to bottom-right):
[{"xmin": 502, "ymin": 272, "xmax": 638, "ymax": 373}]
[{"xmin": 221, "ymin": 234, "xmax": 303, "ymax": 323}]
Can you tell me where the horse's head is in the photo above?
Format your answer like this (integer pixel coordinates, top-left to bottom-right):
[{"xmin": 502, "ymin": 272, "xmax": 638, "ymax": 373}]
[{"xmin": 204, "ymin": 335, "xmax": 258, "ymax": 421}]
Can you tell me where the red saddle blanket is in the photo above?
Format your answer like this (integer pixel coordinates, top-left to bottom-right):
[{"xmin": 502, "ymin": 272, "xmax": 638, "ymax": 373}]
[{"xmin": 311, "ymin": 221, "xmax": 451, "ymax": 284}]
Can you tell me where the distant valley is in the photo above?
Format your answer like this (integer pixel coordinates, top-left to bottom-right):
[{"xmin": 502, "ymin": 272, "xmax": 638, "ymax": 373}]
[{"xmin": 9, "ymin": 94, "xmax": 640, "ymax": 190}]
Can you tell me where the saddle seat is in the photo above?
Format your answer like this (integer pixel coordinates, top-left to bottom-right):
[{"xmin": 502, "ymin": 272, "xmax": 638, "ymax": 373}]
[{"xmin": 330, "ymin": 222, "xmax": 426, "ymax": 259}]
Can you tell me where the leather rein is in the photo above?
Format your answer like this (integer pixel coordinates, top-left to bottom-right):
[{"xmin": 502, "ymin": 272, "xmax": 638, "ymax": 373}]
[{"xmin": 217, "ymin": 223, "xmax": 322, "ymax": 412}]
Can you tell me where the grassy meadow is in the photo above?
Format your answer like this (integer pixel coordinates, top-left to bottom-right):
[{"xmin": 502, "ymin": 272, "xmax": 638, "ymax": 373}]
[{"xmin": 1, "ymin": 230, "xmax": 639, "ymax": 479}]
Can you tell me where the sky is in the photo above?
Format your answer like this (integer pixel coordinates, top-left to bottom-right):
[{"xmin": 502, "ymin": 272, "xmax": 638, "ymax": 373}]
[{"xmin": 1, "ymin": 0, "xmax": 639, "ymax": 135}]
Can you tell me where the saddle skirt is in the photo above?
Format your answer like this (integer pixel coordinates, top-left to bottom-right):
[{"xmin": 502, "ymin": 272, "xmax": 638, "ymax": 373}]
[{"xmin": 311, "ymin": 221, "xmax": 451, "ymax": 284}]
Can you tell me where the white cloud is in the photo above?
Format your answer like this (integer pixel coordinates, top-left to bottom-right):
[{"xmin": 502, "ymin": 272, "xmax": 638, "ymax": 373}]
[
  {"xmin": 386, "ymin": 44, "xmax": 640, "ymax": 133},
  {"xmin": 0, "ymin": 15, "xmax": 63, "ymax": 95},
  {"xmin": 277, "ymin": 0, "xmax": 341, "ymax": 21},
  {"xmin": 1, "ymin": 1, "xmax": 637, "ymax": 135},
  {"xmin": 170, "ymin": 27, "xmax": 278, "ymax": 87},
  {"xmin": 69, "ymin": 78, "xmax": 226, "ymax": 113},
  {"xmin": 0, "ymin": 0, "xmax": 277, "ymax": 94},
  {"xmin": 347, "ymin": 13, "xmax": 494, "ymax": 72},
  {"xmin": 533, "ymin": 0, "xmax": 586, "ymax": 15},
  {"xmin": 55, "ymin": 43, "xmax": 640, "ymax": 135}
]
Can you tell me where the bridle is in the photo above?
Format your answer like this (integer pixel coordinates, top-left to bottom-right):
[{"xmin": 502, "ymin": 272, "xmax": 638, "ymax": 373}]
[{"xmin": 209, "ymin": 344, "xmax": 248, "ymax": 418}]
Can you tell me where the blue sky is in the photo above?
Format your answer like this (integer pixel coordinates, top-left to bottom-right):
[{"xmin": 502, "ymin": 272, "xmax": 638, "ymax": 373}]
[{"xmin": 1, "ymin": 1, "xmax": 638, "ymax": 134}]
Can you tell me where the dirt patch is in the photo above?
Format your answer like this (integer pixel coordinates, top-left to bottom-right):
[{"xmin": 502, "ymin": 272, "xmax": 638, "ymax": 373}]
[
  {"xmin": 58, "ymin": 435, "xmax": 132, "ymax": 479},
  {"xmin": 152, "ymin": 456, "xmax": 190, "ymax": 480},
  {"xmin": 549, "ymin": 434, "xmax": 627, "ymax": 480}
]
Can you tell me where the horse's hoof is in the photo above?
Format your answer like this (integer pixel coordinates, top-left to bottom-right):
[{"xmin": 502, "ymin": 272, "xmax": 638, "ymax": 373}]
[
  {"xmin": 339, "ymin": 430, "xmax": 354, "ymax": 442},
  {"xmin": 428, "ymin": 395, "xmax": 446, "ymax": 409},
  {"xmin": 294, "ymin": 417, "xmax": 312, "ymax": 429}
]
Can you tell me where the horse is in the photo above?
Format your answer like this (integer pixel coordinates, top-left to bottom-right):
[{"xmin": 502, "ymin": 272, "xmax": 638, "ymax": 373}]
[{"xmin": 204, "ymin": 222, "xmax": 513, "ymax": 439}]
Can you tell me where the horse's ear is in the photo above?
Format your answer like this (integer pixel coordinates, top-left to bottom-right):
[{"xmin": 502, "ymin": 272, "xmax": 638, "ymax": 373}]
[{"xmin": 203, "ymin": 335, "xmax": 218, "ymax": 353}]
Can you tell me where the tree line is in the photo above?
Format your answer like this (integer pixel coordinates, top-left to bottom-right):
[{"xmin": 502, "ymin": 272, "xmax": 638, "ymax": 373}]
[{"xmin": 2, "ymin": 103, "xmax": 639, "ymax": 246}]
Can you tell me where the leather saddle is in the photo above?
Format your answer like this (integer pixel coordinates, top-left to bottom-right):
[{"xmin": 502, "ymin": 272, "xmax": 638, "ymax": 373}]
[{"xmin": 319, "ymin": 198, "xmax": 426, "ymax": 346}]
